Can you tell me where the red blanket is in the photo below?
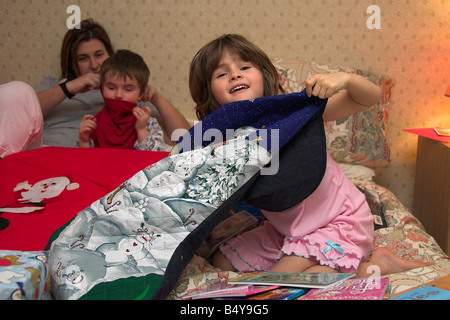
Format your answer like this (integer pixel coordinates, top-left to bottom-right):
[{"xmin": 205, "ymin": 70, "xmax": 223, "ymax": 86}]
[{"xmin": 0, "ymin": 147, "xmax": 168, "ymax": 251}]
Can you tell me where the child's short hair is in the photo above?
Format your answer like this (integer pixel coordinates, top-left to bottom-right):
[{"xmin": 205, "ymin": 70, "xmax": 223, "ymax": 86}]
[
  {"xmin": 100, "ymin": 49, "xmax": 150, "ymax": 94},
  {"xmin": 189, "ymin": 34, "xmax": 284, "ymax": 120}
]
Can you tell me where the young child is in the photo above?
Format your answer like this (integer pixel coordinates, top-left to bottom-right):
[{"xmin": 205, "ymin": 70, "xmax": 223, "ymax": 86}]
[
  {"xmin": 79, "ymin": 49, "xmax": 166, "ymax": 151},
  {"xmin": 189, "ymin": 34, "xmax": 428, "ymax": 278}
]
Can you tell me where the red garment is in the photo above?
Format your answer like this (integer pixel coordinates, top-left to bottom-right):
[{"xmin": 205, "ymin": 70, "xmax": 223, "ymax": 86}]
[
  {"xmin": 0, "ymin": 147, "xmax": 169, "ymax": 251},
  {"xmin": 90, "ymin": 97, "xmax": 138, "ymax": 149}
]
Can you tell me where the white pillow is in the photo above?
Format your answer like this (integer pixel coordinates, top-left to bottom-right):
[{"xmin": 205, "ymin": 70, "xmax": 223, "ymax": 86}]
[{"xmin": 338, "ymin": 163, "xmax": 375, "ymax": 182}]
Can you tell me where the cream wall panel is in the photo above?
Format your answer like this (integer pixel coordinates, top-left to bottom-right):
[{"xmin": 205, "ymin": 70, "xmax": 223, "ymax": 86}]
[{"xmin": 0, "ymin": 0, "xmax": 449, "ymax": 212}]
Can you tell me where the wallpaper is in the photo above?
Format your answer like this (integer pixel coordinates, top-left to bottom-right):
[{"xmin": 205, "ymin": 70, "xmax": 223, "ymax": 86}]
[{"xmin": 0, "ymin": 0, "xmax": 449, "ymax": 211}]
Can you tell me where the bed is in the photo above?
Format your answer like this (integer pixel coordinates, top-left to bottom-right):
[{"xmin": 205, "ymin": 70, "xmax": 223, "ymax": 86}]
[
  {"xmin": 168, "ymin": 58, "xmax": 450, "ymax": 299},
  {"xmin": 0, "ymin": 58, "xmax": 448, "ymax": 300}
]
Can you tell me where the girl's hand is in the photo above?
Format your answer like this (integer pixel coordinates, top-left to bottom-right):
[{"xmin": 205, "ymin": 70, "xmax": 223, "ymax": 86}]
[
  {"xmin": 305, "ymin": 72, "xmax": 351, "ymax": 99},
  {"xmin": 313, "ymin": 72, "xmax": 382, "ymax": 122}
]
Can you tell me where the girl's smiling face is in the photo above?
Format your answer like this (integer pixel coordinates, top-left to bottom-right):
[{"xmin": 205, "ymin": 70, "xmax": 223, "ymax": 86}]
[{"xmin": 211, "ymin": 51, "xmax": 264, "ymax": 106}]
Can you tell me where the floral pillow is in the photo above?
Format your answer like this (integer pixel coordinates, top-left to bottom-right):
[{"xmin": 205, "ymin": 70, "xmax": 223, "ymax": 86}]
[{"xmin": 273, "ymin": 58, "xmax": 394, "ymax": 168}]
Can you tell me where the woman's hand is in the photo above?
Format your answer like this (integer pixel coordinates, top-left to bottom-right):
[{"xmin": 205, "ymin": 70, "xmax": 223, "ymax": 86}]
[
  {"xmin": 138, "ymin": 84, "xmax": 191, "ymax": 145},
  {"xmin": 38, "ymin": 73, "xmax": 100, "ymax": 117},
  {"xmin": 140, "ymin": 85, "xmax": 160, "ymax": 104},
  {"xmin": 66, "ymin": 72, "xmax": 101, "ymax": 95}
]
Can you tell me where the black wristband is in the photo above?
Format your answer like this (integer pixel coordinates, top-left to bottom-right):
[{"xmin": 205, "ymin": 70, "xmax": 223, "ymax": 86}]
[{"xmin": 59, "ymin": 81, "xmax": 75, "ymax": 99}]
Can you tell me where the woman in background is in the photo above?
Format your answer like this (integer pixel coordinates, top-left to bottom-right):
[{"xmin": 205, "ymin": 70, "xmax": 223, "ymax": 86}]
[
  {"xmin": 0, "ymin": 19, "xmax": 190, "ymax": 157},
  {"xmin": 37, "ymin": 18, "xmax": 190, "ymax": 147}
]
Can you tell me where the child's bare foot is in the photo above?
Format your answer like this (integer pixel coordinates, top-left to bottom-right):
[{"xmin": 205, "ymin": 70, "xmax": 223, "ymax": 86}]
[{"xmin": 356, "ymin": 247, "xmax": 432, "ymax": 278}]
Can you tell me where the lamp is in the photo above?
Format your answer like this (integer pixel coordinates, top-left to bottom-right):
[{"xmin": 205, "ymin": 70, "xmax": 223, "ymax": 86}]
[{"xmin": 435, "ymin": 86, "xmax": 450, "ymax": 136}]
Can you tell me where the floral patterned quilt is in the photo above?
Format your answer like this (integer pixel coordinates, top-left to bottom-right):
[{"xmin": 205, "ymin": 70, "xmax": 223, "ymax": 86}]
[{"xmin": 48, "ymin": 92, "xmax": 328, "ymax": 300}]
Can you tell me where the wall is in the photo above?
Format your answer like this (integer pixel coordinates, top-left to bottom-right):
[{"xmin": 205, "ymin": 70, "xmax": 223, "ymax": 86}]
[{"xmin": 0, "ymin": 0, "xmax": 449, "ymax": 211}]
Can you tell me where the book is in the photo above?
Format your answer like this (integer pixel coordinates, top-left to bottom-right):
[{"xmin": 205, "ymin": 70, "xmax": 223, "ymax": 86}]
[
  {"xmin": 301, "ymin": 276, "xmax": 390, "ymax": 300},
  {"xmin": 390, "ymin": 285, "xmax": 450, "ymax": 300},
  {"xmin": 247, "ymin": 287, "xmax": 309, "ymax": 300},
  {"xmin": 181, "ymin": 280, "xmax": 279, "ymax": 300},
  {"xmin": 230, "ymin": 272, "xmax": 356, "ymax": 289},
  {"xmin": 389, "ymin": 274, "xmax": 450, "ymax": 299}
]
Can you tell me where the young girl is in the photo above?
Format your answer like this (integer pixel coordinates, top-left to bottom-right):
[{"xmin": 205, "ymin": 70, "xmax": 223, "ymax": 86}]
[{"xmin": 189, "ymin": 34, "xmax": 427, "ymax": 278}]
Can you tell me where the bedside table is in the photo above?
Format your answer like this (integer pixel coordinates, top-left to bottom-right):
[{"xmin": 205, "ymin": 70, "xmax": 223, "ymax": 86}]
[{"xmin": 413, "ymin": 136, "xmax": 450, "ymax": 255}]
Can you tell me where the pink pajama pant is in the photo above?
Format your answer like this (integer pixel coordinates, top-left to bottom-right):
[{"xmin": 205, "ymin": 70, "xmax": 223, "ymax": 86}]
[{"xmin": 0, "ymin": 81, "xmax": 43, "ymax": 158}]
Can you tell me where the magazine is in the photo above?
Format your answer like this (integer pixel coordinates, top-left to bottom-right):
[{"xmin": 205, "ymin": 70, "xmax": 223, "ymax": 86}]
[
  {"xmin": 390, "ymin": 286, "xmax": 450, "ymax": 300},
  {"xmin": 181, "ymin": 280, "xmax": 279, "ymax": 300},
  {"xmin": 247, "ymin": 287, "xmax": 309, "ymax": 300},
  {"xmin": 230, "ymin": 272, "xmax": 356, "ymax": 289},
  {"xmin": 389, "ymin": 274, "xmax": 450, "ymax": 299},
  {"xmin": 301, "ymin": 276, "xmax": 390, "ymax": 300}
]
